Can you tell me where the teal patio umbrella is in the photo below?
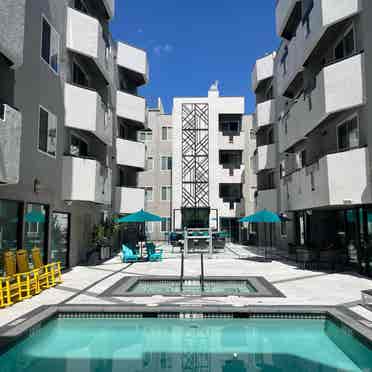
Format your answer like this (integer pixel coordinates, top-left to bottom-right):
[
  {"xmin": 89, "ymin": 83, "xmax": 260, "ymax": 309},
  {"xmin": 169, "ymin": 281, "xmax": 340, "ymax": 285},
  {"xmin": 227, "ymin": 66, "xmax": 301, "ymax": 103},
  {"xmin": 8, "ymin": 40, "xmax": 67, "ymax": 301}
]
[
  {"xmin": 116, "ymin": 210, "xmax": 164, "ymax": 249},
  {"xmin": 240, "ymin": 209, "xmax": 281, "ymax": 258},
  {"xmin": 116, "ymin": 209, "xmax": 163, "ymax": 223}
]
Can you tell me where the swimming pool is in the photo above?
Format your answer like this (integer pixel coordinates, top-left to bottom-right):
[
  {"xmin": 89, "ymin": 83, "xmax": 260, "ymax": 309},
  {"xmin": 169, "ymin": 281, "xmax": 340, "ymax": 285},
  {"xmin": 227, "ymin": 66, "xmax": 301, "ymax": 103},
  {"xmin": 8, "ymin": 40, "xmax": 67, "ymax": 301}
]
[
  {"xmin": 1, "ymin": 314, "xmax": 371, "ymax": 371},
  {"xmin": 101, "ymin": 276, "xmax": 284, "ymax": 297}
]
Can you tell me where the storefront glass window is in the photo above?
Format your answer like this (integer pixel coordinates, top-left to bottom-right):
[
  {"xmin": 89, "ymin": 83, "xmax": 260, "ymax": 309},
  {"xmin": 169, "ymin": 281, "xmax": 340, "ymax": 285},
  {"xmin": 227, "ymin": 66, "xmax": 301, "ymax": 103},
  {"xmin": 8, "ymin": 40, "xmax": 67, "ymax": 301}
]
[
  {"xmin": 0, "ymin": 200, "xmax": 21, "ymax": 275},
  {"xmin": 51, "ymin": 212, "xmax": 70, "ymax": 270},
  {"xmin": 24, "ymin": 204, "xmax": 48, "ymax": 263}
]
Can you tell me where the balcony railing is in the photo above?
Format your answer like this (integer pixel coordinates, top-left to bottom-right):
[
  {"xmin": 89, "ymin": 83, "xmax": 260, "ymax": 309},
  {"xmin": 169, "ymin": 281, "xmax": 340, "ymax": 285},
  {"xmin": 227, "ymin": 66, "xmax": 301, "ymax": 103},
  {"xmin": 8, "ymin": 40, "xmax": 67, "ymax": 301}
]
[
  {"xmin": 64, "ymin": 83, "xmax": 113, "ymax": 146},
  {"xmin": 254, "ymin": 99, "xmax": 276, "ymax": 130},
  {"xmin": 117, "ymin": 42, "xmax": 149, "ymax": 86},
  {"xmin": 281, "ymin": 147, "xmax": 368, "ymax": 211},
  {"xmin": 115, "ymin": 187, "xmax": 145, "ymax": 214},
  {"xmin": 116, "ymin": 91, "xmax": 146, "ymax": 124},
  {"xmin": 62, "ymin": 156, "xmax": 111, "ymax": 205},
  {"xmin": 66, "ymin": 7, "xmax": 111, "ymax": 83},
  {"xmin": 116, "ymin": 138, "xmax": 146, "ymax": 169},
  {"xmin": 252, "ymin": 144, "xmax": 277, "ymax": 174},
  {"xmin": 252, "ymin": 53, "xmax": 275, "ymax": 93}
]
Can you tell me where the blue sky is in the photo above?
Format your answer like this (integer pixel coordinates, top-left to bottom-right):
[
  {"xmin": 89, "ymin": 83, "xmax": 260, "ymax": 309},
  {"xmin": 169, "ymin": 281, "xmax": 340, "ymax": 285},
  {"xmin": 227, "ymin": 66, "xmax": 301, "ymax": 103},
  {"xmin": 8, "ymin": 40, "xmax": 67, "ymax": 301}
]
[{"xmin": 111, "ymin": 1, "xmax": 279, "ymax": 114}]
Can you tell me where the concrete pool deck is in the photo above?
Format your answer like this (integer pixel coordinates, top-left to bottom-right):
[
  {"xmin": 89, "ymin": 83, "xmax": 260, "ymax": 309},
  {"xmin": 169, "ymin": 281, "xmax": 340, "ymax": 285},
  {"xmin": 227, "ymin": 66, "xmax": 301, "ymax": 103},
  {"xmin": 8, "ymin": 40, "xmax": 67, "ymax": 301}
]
[{"xmin": 1, "ymin": 244, "xmax": 372, "ymax": 328}]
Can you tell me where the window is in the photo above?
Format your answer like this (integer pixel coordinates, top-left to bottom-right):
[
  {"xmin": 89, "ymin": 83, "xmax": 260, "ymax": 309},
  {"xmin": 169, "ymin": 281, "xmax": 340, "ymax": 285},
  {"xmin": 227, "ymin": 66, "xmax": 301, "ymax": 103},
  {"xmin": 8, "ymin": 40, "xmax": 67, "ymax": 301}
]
[
  {"xmin": 70, "ymin": 134, "xmax": 88, "ymax": 157},
  {"xmin": 161, "ymin": 186, "xmax": 171, "ymax": 201},
  {"xmin": 138, "ymin": 131, "xmax": 152, "ymax": 143},
  {"xmin": 39, "ymin": 106, "xmax": 57, "ymax": 157},
  {"xmin": 297, "ymin": 149, "xmax": 306, "ymax": 168},
  {"xmin": 74, "ymin": 0, "xmax": 88, "ymax": 13},
  {"xmin": 161, "ymin": 217, "xmax": 171, "ymax": 232},
  {"xmin": 310, "ymin": 172, "xmax": 315, "ymax": 191},
  {"xmin": 146, "ymin": 156, "xmax": 154, "ymax": 170},
  {"xmin": 160, "ymin": 156, "xmax": 172, "ymax": 171},
  {"xmin": 0, "ymin": 103, "xmax": 5, "ymax": 121},
  {"xmin": 41, "ymin": 16, "xmax": 59, "ymax": 73},
  {"xmin": 281, "ymin": 220, "xmax": 287, "ymax": 237},
  {"xmin": 337, "ymin": 116, "xmax": 359, "ymax": 151},
  {"xmin": 161, "ymin": 126, "xmax": 172, "ymax": 141},
  {"xmin": 144, "ymin": 187, "xmax": 153, "ymax": 202},
  {"xmin": 281, "ymin": 46, "xmax": 288, "ymax": 76},
  {"xmin": 72, "ymin": 61, "xmax": 88, "ymax": 87},
  {"xmin": 334, "ymin": 27, "xmax": 355, "ymax": 62}
]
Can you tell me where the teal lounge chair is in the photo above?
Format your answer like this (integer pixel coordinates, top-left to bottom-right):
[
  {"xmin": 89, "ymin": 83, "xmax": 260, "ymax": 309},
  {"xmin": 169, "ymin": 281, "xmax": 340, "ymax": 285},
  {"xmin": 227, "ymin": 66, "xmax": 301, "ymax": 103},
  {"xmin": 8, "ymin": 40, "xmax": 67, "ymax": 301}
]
[
  {"xmin": 145, "ymin": 242, "xmax": 163, "ymax": 262},
  {"xmin": 122, "ymin": 245, "xmax": 140, "ymax": 263}
]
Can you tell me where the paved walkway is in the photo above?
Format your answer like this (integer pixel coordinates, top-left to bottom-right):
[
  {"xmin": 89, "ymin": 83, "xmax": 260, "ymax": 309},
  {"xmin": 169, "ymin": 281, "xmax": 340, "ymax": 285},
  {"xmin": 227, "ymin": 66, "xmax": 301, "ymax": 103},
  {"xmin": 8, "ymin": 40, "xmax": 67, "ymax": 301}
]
[{"xmin": 1, "ymin": 244, "xmax": 372, "ymax": 327}]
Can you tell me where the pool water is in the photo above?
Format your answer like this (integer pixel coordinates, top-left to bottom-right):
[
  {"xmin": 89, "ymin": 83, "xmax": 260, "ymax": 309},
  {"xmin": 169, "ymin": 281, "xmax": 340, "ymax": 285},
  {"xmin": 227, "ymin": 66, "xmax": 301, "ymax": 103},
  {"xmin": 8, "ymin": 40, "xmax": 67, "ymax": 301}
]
[
  {"xmin": 129, "ymin": 279, "xmax": 257, "ymax": 295},
  {"xmin": 1, "ymin": 317, "xmax": 371, "ymax": 371}
]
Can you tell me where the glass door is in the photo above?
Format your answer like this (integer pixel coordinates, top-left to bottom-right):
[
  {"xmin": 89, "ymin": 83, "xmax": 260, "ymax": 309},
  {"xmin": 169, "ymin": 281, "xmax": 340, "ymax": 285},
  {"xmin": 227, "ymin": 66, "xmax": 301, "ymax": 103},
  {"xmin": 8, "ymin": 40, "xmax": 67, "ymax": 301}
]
[
  {"xmin": 24, "ymin": 203, "xmax": 48, "ymax": 264},
  {"xmin": 51, "ymin": 212, "xmax": 70, "ymax": 270},
  {"xmin": 361, "ymin": 209, "xmax": 372, "ymax": 277}
]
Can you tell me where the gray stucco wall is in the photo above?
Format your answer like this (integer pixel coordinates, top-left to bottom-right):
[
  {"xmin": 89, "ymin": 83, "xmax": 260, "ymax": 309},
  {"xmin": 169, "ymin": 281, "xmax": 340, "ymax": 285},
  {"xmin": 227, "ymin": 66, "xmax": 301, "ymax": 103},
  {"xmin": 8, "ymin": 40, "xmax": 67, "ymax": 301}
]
[
  {"xmin": 0, "ymin": 0, "xmax": 26, "ymax": 68},
  {"xmin": 138, "ymin": 109, "xmax": 172, "ymax": 241}
]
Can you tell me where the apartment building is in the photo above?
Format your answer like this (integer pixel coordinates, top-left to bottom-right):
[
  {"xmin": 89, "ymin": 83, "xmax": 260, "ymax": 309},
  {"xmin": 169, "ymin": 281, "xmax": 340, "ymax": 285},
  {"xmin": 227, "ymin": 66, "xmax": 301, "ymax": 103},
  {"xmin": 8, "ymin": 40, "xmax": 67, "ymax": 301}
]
[
  {"xmin": 251, "ymin": 52, "xmax": 281, "ymax": 246},
  {"xmin": 254, "ymin": 0, "xmax": 372, "ymax": 275},
  {"xmin": 172, "ymin": 83, "xmax": 256, "ymax": 242},
  {"xmin": 0, "ymin": 0, "xmax": 148, "ymax": 273},
  {"xmin": 137, "ymin": 99, "xmax": 172, "ymax": 242}
]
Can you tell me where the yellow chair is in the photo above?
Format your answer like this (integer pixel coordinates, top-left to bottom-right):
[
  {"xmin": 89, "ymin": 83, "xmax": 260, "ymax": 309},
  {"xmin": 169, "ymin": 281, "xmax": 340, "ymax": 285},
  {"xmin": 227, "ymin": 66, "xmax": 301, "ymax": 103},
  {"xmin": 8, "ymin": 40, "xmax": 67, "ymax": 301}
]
[
  {"xmin": 1, "ymin": 251, "xmax": 21, "ymax": 307},
  {"xmin": 16, "ymin": 249, "xmax": 41, "ymax": 298},
  {"xmin": 31, "ymin": 247, "xmax": 57, "ymax": 289}
]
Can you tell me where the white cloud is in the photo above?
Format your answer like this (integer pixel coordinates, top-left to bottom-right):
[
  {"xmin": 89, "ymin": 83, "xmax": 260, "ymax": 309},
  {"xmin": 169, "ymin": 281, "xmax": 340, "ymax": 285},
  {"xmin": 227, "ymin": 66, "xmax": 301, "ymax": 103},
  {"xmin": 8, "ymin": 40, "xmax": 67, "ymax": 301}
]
[
  {"xmin": 153, "ymin": 43, "xmax": 174, "ymax": 56},
  {"xmin": 137, "ymin": 28, "xmax": 144, "ymax": 34}
]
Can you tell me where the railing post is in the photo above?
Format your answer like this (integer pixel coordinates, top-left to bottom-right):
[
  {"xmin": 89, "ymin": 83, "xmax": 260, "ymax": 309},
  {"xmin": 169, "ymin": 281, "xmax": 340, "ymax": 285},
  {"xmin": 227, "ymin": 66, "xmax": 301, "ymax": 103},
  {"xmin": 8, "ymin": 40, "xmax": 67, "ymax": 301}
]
[
  {"xmin": 200, "ymin": 253, "xmax": 205, "ymax": 292},
  {"xmin": 180, "ymin": 251, "xmax": 184, "ymax": 292}
]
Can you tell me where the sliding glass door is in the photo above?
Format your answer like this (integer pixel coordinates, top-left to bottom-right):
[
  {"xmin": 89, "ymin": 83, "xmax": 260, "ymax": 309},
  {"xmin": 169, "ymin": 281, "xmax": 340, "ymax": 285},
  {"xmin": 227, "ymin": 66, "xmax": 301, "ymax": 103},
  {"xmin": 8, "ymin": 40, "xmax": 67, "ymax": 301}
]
[{"xmin": 51, "ymin": 212, "xmax": 70, "ymax": 270}]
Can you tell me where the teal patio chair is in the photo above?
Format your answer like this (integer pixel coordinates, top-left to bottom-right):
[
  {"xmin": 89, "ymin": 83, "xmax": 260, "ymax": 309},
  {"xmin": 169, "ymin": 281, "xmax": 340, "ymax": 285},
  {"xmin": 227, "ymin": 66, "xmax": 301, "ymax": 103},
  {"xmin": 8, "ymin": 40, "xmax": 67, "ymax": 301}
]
[
  {"xmin": 145, "ymin": 242, "xmax": 163, "ymax": 262},
  {"xmin": 122, "ymin": 245, "xmax": 140, "ymax": 263}
]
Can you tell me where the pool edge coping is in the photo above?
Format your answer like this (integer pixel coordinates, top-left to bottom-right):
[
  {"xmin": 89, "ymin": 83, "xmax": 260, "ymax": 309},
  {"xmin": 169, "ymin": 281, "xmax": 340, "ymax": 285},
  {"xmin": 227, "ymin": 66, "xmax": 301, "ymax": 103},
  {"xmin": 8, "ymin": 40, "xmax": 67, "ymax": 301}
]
[{"xmin": 1, "ymin": 304, "xmax": 372, "ymax": 349}]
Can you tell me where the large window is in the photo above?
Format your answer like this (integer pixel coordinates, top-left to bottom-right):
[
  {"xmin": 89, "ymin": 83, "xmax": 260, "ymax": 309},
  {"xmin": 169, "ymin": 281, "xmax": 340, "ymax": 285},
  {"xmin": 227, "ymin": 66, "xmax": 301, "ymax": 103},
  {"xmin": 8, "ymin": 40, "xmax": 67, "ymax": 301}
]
[
  {"xmin": 24, "ymin": 204, "xmax": 48, "ymax": 262},
  {"xmin": 144, "ymin": 187, "xmax": 153, "ymax": 202},
  {"xmin": 161, "ymin": 186, "xmax": 171, "ymax": 201},
  {"xmin": 41, "ymin": 16, "xmax": 59, "ymax": 73},
  {"xmin": 337, "ymin": 116, "xmax": 359, "ymax": 151},
  {"xmin": 146, "ymin": 156, "xmax": 154, "ymax": 171},
  {"xmin": 161, "ymin": 217, "xmax": 171, "ymax": 233},
  {"xmin": 161, "ymin": 126, "xmax": 172, "ymax": 141},
  {"xmin": 70, "ymin": 134, "xmax": 88, "ymax": 157},
  {"xmin": 51, "ymin": 212, "xmax": 70, "ymax": 270},
  {"xmin": 334, "ymin": 26, "xmax": 355, "ymax": 62},
  {"xmin": 39, "ymin": 106, "xmax": 57, "ymax": 157},
  {"xmin": 0, "ymin": 200, "xmax": 21, "ymax": 275},
  {"xmin": 160, "ymin": 156, "xmax": 172, "ymax": 171}
]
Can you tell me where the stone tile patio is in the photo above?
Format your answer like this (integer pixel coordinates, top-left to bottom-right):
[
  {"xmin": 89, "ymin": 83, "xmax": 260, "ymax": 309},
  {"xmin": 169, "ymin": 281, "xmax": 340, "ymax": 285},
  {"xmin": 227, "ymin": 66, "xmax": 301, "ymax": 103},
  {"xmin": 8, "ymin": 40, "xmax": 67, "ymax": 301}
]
[{"xmin": 1, "ymin": 244, "xmax": 372, "ymax": 327}]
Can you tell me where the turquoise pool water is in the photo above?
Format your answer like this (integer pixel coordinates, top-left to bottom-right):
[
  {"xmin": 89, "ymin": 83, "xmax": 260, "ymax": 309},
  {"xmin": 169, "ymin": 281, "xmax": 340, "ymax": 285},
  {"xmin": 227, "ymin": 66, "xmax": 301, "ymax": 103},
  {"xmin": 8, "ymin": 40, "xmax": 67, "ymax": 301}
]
[
  {"xmin": 1, "ymin": 317, "xmax": 371, "ymax": 371},
  {"xmin": 129, "ymin": 279, "xmax": 257, "ymax": 295}
]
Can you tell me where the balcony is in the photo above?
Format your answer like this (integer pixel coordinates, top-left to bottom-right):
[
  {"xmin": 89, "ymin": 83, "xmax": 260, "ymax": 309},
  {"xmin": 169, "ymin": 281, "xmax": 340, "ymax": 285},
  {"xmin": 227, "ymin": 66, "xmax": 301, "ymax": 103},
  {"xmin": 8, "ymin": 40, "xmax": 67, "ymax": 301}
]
[
  {"xmin": 252, "ymin": 144, "xmax": 277, "ymax": 174},
  {"xmin": 252, "ymin": 53, "xmax": 275, "ymax": 93},
  {"xmin": 117, "ymin": 42, "xmax": 149, "ymax": 86},
  {"xmin": 116, "ymin": 91, "xmax": 146, "ymax": 125},
  {"xmin": 66, "ymin": 7, "xmax": 111, "ymax": 82},
  {"xmin": 303, "ymin": 0, "xmax": 362, "ymax": 63},
  {"xmin": 62, "ymin": 156, "xmax": 111, "ymax": 205},
  {"xmin": 115, "ymin": 187, "xmax": 145, "ymax": 214},
  {"xmin": 0, "ymin": 103, "xmax": 22, "ymax": 184},
  {"xmin": 254, "ymin": 100, "xmax": 276, "ymax": 130},
  {"xmin": 256, "ymin": 189, "xmax": 278, "ymax": 212},
  {"xmin": 64, "ymin": 83, "xmax": 112, "ymax": 145},
  {"xmin": 218, "ymin": 133, "xmax": 245, "ymax": 150},
  {"xmin": 279, "ymin": 53, "xmax": 365, "ymax": 153},
  {"xmin": 217, "ymin": 165, "xmax": 244, "ymax": 183},
  {"xmin": 116, "ymin": 138, "xmax": 146, "ymax": 169},
  {"xmin": 282, "ymin": 147, "xmax": 369, "ymax": 211},
  {"xmin": 276, "ymin": 0, "xmax": 302, "ymax": 39},
  {"xmin": 0, "ymin": 0, "xmax": 26, "ymax": 68}
]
